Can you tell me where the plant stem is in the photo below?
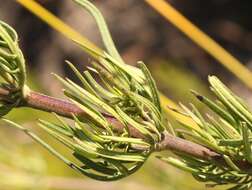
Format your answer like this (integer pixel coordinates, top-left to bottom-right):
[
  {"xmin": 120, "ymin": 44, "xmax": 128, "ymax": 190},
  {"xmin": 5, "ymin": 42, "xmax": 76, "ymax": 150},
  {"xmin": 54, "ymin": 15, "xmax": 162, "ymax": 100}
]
[
  {"xmin": 23, "ymin": 91, "xmax": 84, "ymax": 118},
  {"xmin": 156, "ymin": 132, "xmax": 220, "ymax": 160},
  {"xmin": 21, "ymin": 90, "xmax": 145, "ymax": 138},
  {"xmin": 17, "ymin": 90, "xmax": 222, "ymax": 160},
  {"xmin": 0, "ymin": 88, "xmax": 229, "ymax": 160},
  {"xmin": 1, "ymin": 88, "xmax": 251, "ymax": 170}
]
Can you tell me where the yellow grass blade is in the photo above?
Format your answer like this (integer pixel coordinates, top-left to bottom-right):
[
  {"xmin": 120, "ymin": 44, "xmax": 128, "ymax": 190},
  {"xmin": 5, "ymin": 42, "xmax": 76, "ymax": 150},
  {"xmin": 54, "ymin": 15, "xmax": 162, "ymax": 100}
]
[
  {"xmin": 16, "ymin": 0, "xmax": 197, "ymax": 128},
  {"xmin": 16, "ymin": 0, "xmax": 102, "ymax": 59},
  {"xmin": 145, "ymin": 0, "xmax": 252, "ymax": 90}
]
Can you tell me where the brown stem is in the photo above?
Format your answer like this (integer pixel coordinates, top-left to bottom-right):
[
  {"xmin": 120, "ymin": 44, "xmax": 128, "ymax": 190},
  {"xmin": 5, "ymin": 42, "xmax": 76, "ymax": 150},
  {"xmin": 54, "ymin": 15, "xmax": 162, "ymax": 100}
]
[
  {"xmin": 23, "ymin": 91, "xmax": 145, "ymax": 138},
  {"xmin": 23, "ymin": 91, "xmax": 85, "ymax": 118},
  {"xmin": 156, "ymin": 132, "xmax": 220, "ymax": 160},
  {"xmin": 1, "ymin": 88, "xmax": 251, "ymax": 169},
  {"xmin": 21, "ymin": 90, "xmax": 222, "ymax": 160}
]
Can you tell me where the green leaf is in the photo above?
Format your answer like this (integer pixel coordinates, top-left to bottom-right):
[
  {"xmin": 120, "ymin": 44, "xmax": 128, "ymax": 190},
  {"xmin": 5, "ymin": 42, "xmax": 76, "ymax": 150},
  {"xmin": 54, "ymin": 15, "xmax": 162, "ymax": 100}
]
[
  {"xmin": 66, "ymin": 60, "xmax": 100, "ymax": 97},
  {"xmin": 241, "ymin": 122, "xmax": 252, "ymax": 164},
  {"xmin": 100, "ymin": 135, "xmax": 150, "ymax": 147},
  {"xmin": 192, "ymin": 90, "xmax": 236, "ymax": 126},
  {"xmin": 116, "ymin": 106, "xmax": 156, "ymax": 142},
  {"xmin": 157, "ymin": 156, "xmax": 198, "ymax": 173},
  {"xmin": 73, "ymin": 152, "xmax": 118, "ymax": 175},
  {"xmin": 138, "ymin": 62, "xmax": 161, "ymax": 111},
  {"xmin": 209, "ymin": 76, "xmax": 252, "ymax": 127},
  {"xmin": 38, "ymin": 119, "xmax": 73, "ymax": 137},
  {"xmin": 73, "ymin": 115, "xmax": 108, "ymax": 143},
  {"xmin": 73, "ymin": 0, "xmax": 124, "ymax": 64}
]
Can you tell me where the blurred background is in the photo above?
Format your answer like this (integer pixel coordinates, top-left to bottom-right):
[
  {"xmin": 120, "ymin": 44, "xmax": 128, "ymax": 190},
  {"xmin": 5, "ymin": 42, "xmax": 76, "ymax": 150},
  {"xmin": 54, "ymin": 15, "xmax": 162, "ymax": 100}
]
[{"xmin": 1, "ymin": 0, "xmax": 252, "ymax": 189}]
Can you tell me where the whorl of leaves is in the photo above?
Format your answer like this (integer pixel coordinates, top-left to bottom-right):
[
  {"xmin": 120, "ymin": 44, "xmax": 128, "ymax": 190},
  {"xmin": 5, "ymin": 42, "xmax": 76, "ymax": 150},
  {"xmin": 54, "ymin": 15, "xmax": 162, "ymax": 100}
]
[
  {"xmin": 34, "ymin": 0, "xmax": 165, "ymax": 181},
  {"xmin": 0, "ymin": 0, "xmax": 166, "ymax": 181},
  {"xmin": 159, "ymin": 76, "xmax": 252, "ymax": 189},
  {"xmin": 0, "ymin": 21, "xmax": 27, "ymax": 116}
]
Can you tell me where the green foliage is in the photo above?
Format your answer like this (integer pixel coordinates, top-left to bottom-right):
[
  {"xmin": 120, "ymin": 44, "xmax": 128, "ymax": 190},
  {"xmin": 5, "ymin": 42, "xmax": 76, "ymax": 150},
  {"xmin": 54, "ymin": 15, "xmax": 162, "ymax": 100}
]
[
  {"xmin": 2, "ymin": 0, "xmax": 252, "ymax": 189},
  {"xmin": 159, "ymin": 76, "xmax": 252, "ymax": 189},
  {"xmin": 1, "ymin": 0, "xmax": 166, "ymax": 182},
  {"xmin": 37, "ymin": 52, "xmax": 166, "ymax": 180},
  {"xmin": 0, "ymin": 21, "xmax": 27, "ymax": 116},
  {"xmin": 26, "ymin": 0, "xmax": 166, "ymax": 180}
]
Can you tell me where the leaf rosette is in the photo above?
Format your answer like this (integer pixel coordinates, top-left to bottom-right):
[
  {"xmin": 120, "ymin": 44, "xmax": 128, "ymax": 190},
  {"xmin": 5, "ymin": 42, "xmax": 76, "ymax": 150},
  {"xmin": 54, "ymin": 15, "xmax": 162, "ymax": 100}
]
[
  {"xmin": 35, "ymin": 0, "xmax": 166, "ymax": 181},
  {"xmin": 36, "ymin": 56, "xmax": 165, "ymax": 180},
  {"xmin": 160, "ymin": 76, "xmax": 252, "ymax": 189},
  {"xmin": 0, "ymin": 21, "xmax": 27, "ymax": 116}
]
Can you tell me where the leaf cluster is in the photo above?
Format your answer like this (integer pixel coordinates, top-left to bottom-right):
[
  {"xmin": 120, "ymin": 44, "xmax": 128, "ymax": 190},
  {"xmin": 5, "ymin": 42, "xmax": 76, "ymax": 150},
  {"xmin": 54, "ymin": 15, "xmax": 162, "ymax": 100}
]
[
  {"xmin": 0, "ymin": 21, "xmax": 27, "ymax": 116},
  {"xmin": 161, "ymin": 76, "xmax": 252, "ymax": 189}
]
